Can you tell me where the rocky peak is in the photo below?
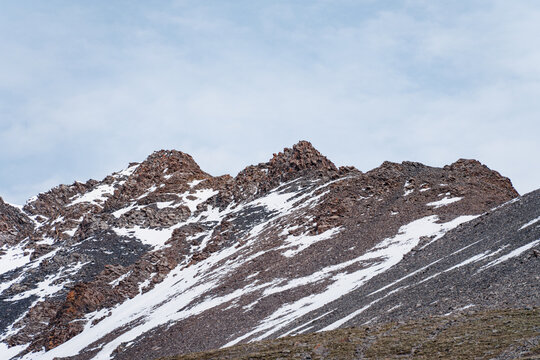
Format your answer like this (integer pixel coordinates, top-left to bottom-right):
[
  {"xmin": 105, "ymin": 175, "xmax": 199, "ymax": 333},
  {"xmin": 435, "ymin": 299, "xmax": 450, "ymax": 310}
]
[
  {"xmin": 266, "ymin": 141, "xmax": 338, "ymax": 177},
  {"xmin": 366, "ymin": 161, "xmax": 404, "ymax": 178},
  {"xmin": 23, "ymin": 181, "xmax": 94, "ymax": 218},
  {"xmin": 134, "ymin": 149, "xmax": 210, "ymax": 186},
  {"xmin": 0, "ymin": 198, "xmax": 34, "ymax": 246},
  {"xmin": 232, "ymin": 141, "xmax": 339, "ymax": 202},
  {"xmin": 445, "ymin": 158, "xmax": 518, "ymax": 197},
  {"xmin": 138, "ymin": 150, "xmax": 205, "ymax": 176},
  {"xmin": 106, "ymin": 150, "xmax": 211, "ymax": 208},
  {"xmin": 445, "ymin": 158, "xmax": 490, "ymax": 175}
]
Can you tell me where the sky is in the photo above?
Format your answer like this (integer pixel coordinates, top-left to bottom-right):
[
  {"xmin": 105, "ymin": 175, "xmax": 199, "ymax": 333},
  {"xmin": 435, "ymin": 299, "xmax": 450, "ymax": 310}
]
[{"xmin": 1, "ymin": 0, "xmax": 539, "ymax": 204}]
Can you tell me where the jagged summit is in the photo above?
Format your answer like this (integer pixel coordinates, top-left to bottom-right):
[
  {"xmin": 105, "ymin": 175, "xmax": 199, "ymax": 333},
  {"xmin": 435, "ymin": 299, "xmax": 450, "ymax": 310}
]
[
  {"xmin": 104, "ymin": 149, "xmax": 212, "ymax": 208},
  {"xmin": 139, "ymin": 150, "xmax": 206, "ymax": 177},
  {"xmin": 266, "ymin": 140, "xmax": 338, "ymax": 176},
  {"xmin": 0, "ymin": 198, "xmax": 33, "ymax": 241},
  {"xmin": 231, "ymin": 141, "xmax": 340, "ymax": 201}
]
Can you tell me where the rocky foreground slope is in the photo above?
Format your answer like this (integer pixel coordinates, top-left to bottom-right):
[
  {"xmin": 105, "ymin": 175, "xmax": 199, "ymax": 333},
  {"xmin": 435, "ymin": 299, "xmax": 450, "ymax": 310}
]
[
  {"xmin": 162, "ymin": 308, "xmax": 540, "ymax": 360},
  {"xmin": 0, "ymin": 141, "xmax": 537, "ymax": 360}
]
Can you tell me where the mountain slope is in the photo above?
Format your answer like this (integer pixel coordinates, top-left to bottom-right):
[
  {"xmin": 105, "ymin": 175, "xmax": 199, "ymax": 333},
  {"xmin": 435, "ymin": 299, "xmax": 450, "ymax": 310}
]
[
  {"xmin": 161, "ymin": 308, "xmax": 540, "ymax": 360},
  {"xmin": 0, "ymin": 141, "xmax": 529, "ymax": 360}
]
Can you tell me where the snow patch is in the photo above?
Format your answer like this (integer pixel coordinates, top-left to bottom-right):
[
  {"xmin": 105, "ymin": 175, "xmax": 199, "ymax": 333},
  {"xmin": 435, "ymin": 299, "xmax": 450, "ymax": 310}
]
[
  {"xmin": 0, "ymin": 343, "xmax": 28, "ymax": 359},
  {"xmin": 444, "ymin": 304, "xmax": 474, "ymax": 316},
  {"xmin": 280, "ymin": 310, "xmax": 335, "ymax": 337},
  {"xmin": 0, "ymin": 242, "xmax": 33, "ymax": 276},
  {"xmin": 112, "ymin": 226, "xmax": 174, "ymax": 249},
  {"xmin": 155, "ymin": 201, "xmax": 174, "ymax": 209},
  {"xmin": 188, "ymin": 179, "xmax": 205, "ymax": 187},
  {"xmin": 114, "ymin": 164, "xmax": 138, "ymax": 178},
  {"xmin": 64, "ymin": 228, "xmax": 77, "ymax": 237},
  {"xmin": 109, "ymin": 271, "xmax": 132, "ymax": 288},
  {"xmin": 242, "ymin": 300, "xmax": 259, "ymax": 312},
  {"xmin": 491, "ymin": 197, "xmax": 520, "ymax": 211},
  {"xmin": 182, "ymin": 189, "xmax": 218, "ymax": 213},
  {"xmin": 7, "ymin": 261, "xmax": 88, "ymax": 302},
  {"xmin": 386, "ymin": 304, "xmax": 402, "ymax": 313},
  {"xmin": 519, "ymin": 216, "xmax": 540, "ymax": 231},
  {"xmin": 419, "ymin": 215, "xmax": 479, "ymax": 249},
  {"xmin": 403, "ymin": 180, "xmax": 413, "ymax": 196},
  {"xmin": 35, "ymin": 237, "xmax": 55, "ymax": 245},
  {"xmin": 7, "ymin": 273, "xmax": 66, "ymax": 302},
  {"xmin": 138, "ymin": 278, "xmax": 152, "ymax": 293},
  {"xmin": 280, "ymin": 228, "xmax": 341, "ymax": 257},
  {"xmin": 427, "ymin": 196, "xmax": 462, "ymax": 208},
  {"xmin": 69, "ymin": 184, "xmax": 116, "ymax": 206},
  {"xmin": 481, "ymin": 239, "xmax": 540, "ymax": 270},
  {"xmin": 136, "ymin": 185, "xmax": 157, "ymax": 200},
  {"xmin": 112, "ymin": 203, "xmax": 140, "ymax": 218}
]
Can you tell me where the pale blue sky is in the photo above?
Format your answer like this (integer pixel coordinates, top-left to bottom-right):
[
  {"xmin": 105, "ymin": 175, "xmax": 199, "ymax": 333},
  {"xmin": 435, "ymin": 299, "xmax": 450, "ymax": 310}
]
[{"xmin": 1, "ymin": 1, "xmax": 539, "ymax": 203}]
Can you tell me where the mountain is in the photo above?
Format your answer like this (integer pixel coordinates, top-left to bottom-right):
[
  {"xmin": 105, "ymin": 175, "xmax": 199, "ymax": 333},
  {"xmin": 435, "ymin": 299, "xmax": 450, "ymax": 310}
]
[{"xmin": 0, "ymin": 140, "xmax": 537, "ymax": 360}]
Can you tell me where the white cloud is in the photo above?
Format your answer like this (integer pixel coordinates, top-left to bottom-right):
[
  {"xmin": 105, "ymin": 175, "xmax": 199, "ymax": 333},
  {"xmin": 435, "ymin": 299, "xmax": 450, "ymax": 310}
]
[{"xmin": 0, "ymin": 1, "xmax": 539, "ymax": 203}]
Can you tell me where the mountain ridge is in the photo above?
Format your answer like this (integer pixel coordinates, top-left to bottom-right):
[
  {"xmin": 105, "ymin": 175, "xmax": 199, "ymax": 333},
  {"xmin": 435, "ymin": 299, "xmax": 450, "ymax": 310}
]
[{"xmin": 1, "ymin": 141, "xmax": 536, "ymax": 360}]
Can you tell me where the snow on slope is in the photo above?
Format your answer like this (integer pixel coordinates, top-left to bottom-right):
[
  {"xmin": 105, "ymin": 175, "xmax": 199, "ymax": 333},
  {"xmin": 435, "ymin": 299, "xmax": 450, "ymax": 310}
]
[
  {"xmin": 225, "ymin": 214, "xmax": 477, "ymax": 344},
  {"xmin": 69, "ymin": 184, "xmax": 116, "ymax": 206},
  {"xmin": 0, "ymin": 241, "xmax": 33, "ymax": 277},
  {"xmin": 68, "ymin": 164, "xmax": 139, "ymax": 207},
  {"xmin": 24, "ymin": 212, "xmax": 478, "ymax": 360},
  {"xmin": 18, "ymin": 179, "xmax": 340, "ymax": 360},
  {"xmin": 520, "ymin": 216, "xmax": 540, "ymax": 230},
  {"xmin": 296, "ymin": 193, "xmax": 540, "ymax": 334},
  {"xmin": 427, "ymin": 196, "xmax": 462, "ymax": 208},
  {"xmin": 112, "ymin": 226, "xmax": 174, "ymax": 249}
]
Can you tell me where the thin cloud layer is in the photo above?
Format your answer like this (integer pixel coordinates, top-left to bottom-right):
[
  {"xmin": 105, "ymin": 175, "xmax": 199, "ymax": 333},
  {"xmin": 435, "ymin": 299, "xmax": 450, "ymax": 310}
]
[{"xmin": 1, "ymin": 1, "xmax": 539, "ymax": 203}]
